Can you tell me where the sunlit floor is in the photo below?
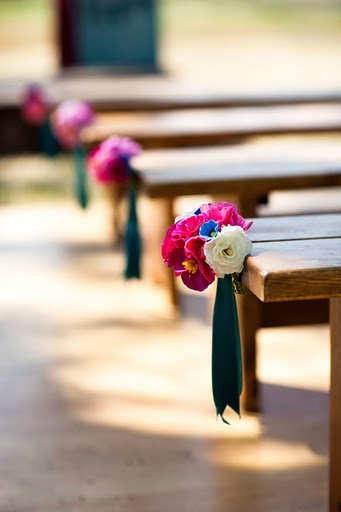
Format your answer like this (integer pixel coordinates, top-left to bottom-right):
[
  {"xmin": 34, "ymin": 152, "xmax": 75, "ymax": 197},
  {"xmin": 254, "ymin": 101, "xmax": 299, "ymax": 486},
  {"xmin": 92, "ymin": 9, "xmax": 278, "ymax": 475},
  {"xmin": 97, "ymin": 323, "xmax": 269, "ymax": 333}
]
[{"xmin": 0, "ymin": 197, "xmax": 329, "ymax": 512}]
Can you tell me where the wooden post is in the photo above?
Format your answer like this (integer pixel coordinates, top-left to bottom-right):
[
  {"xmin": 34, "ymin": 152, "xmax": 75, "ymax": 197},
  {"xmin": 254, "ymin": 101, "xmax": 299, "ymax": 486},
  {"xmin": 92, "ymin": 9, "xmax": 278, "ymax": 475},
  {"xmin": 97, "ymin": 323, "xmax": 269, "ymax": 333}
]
[
  {"xmin": 141, "ymin": 198, "xmax": 177, "ymax": 304},
  {"xmin": 329, "ymin": 297, "xmax": 341, "ymax": 512},
  {"xmin": 55, "ymin": 0, "xmax": 76, "ymax": 68},
  {"xmin": 106, "ymin": 182, "xmax": 128, "ymax": 242},
  {"xmin": 237, "ymin": 289, "xmax": 263, "ymax": 412}
]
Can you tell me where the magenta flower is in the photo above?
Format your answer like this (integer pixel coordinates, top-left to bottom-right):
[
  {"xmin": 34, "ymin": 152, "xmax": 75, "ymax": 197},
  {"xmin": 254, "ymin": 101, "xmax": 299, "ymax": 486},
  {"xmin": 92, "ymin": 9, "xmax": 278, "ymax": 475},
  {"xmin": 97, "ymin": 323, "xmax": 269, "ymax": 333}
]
[
  {"xmin": 161, "ymin": 213, "xmax": 208, "ymax": 268},
  {"xmin": 21, "ymin": 84, "xmax": 48, "ymax": 125},
  {"xmin": 51, "ymin": 99, "xmax": 94, "ymax": 149},
  {"xmin": 199, "ymin": 202, "xmax": 253, "ymax": 231},
  {"xmin": 171, "ymin": 213, "xmax": 208, "ymax": 245},
  {"xmin": 181, "ymin": 236, "xmax": 215, "ymax": 291},
  {"xmin": 171, "ymin": 236, "xmax": 215, "ymax": 292},
  {"xmin": 87, "ymin": 136, "xmax": 141, "ymax": 184}
]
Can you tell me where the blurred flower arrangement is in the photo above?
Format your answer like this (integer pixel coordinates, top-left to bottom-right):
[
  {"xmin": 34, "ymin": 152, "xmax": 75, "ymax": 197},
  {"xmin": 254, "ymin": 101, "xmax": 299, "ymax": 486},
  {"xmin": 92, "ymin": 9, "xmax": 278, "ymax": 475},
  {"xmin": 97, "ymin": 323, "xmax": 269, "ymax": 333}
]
[
  {"xmin": 51, "ymin": 99, "xmax": 95, "ymax": 209},
  {"xmin": 20, "ymin": 83, "xmax": 60, "ymax": 157},
  {"xmin": 87, "ymin": 136, "xmax": 141, "ymax": 184},
  {"xmin": 87, "ymin": 136, "xmax": 142, "ymax": 279},
  {"xmin": 51, "ymin": 99, "xmax": 94, "ymax": 150},
  {"xmin": 162, "ymin": 201, "xmax": 253, "ymax": 422}
]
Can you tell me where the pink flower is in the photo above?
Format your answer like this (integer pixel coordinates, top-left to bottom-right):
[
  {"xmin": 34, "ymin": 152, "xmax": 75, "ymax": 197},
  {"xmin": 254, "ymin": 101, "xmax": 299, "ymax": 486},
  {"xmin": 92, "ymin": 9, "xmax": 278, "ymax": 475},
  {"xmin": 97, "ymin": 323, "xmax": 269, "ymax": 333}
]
[
  {"xmin": 172, "ymin": 236, "xmax": 215, "ymax": 292},
  {"xmin": 87, "ymin": 136, "xmax": 141, "ymax": 184},
  {"xmin": 51, "ymin": 99, "xmax": 94, "ymax": 149},
  {"xmin": 101, "ymin": 136, "xmax": 141, "ymax": 159},
  {"xmin": 199, "ymin": 202, "xmax": 253, "ymax": 231},
  {"xmin": 161, "ymin": 224, "xmax": 185, "ymax": 268},
  {"xmin": 171, "ymin": 213, "xmax": 208, "ymax": 245},
  {"xmin": 161, "ymin": 213, "xmax": 208, "ymax": 268},
  {"xmin": 182, "ymin": 236, "xmax": 215, "ymax": 290},
  {"xmin": 21, "ymin": 84, "xmax": 48, "ymax": 124}
]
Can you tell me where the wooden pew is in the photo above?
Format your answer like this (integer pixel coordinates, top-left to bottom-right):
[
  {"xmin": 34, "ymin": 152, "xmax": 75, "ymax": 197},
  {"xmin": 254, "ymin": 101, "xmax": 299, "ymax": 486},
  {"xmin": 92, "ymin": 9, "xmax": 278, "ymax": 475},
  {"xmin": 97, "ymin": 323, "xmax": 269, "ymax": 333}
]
[
  {"xmin": 134, "ymin": 139, "xmax": 341, "ymax": 411},
  {"xmin": 3, "ymin": 75, "xmax": 341, "ymax": 112},
  {"xmin": 3, "ymin": 73, "xmax": 341, "ymax": 153},
  {"xmin": 242, "ymin": 213, "xmax": 341, "ymax": 512},
  {"xmin": 135, "ymin": 139, "xmax": 341, "ymax": 212},
  {"xmin": 135, "ymin": 138, "xmax": 341, "ymax": 277},
  {"xmin": 81, "ymin": 103, "xmax": 341, "ymax": 150}
]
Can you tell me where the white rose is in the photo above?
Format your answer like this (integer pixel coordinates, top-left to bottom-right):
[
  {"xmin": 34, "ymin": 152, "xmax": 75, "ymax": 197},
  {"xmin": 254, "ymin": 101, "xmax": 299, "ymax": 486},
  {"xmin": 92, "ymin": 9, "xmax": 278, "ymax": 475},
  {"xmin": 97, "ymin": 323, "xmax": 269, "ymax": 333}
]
[{"xmin": 204, "ymin": 225, "xmax": 252, "ymax": 277}]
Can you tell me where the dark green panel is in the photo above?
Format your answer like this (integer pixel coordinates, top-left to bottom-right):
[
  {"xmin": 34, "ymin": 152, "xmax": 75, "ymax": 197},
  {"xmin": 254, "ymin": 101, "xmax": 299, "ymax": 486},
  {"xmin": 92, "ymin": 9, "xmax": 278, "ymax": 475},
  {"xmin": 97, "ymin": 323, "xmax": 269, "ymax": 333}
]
[{"xmin": 75, "ymin": 0, "xmax": 158, "ymax": 70}]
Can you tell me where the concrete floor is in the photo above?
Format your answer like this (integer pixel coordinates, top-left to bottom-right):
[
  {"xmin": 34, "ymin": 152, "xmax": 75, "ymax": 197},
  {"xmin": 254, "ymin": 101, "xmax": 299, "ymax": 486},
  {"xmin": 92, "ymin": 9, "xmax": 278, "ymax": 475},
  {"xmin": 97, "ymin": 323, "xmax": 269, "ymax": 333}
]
[{"xmin": 0, "ymin": 196, "xmax": 330, "ymax": 512}]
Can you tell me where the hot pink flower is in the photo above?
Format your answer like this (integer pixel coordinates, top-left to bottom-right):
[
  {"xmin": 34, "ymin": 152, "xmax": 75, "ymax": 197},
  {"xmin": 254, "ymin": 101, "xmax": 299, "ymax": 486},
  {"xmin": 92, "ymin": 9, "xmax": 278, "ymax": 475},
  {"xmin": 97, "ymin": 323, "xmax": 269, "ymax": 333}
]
[
  {"xmin": 51, "ymin": 99, "xmax": 94, "ymax": 149},
  {"xmin": 21, "ymin": 84, "xmax": 48, "ymax": 124},
  {"xmin": 161, "ymin": 213, "xmax": 208, "ymax": 268},
  {"xmin": 87, "ymin": 136, "xmax": 141, "ymax": 184},
  {"xmin": 171, "ymin": 213, "xmax": 208, "ymax": 244},
  {"xmin": 199, "ymin": 202, "xmax": 253, "ymax": 231},
  {"xmin": 172, "ymin": 236, "xmax": 215, "ymax": 292}
]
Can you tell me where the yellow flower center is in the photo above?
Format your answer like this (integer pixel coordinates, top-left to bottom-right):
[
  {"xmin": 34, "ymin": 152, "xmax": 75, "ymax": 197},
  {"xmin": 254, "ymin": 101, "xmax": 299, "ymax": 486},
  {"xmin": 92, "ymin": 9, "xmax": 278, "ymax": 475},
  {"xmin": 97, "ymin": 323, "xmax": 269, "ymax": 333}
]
[
  {"xmin": 210, "ymin": 231, "xmax": 216, "ymax": 237},
  {"xmin": 183, "ymin": 259, "xmax": 198, "ymax": 274},
  {"xmin": 224, "ymin": 248, "xmax": 234, "ymax": 257}
]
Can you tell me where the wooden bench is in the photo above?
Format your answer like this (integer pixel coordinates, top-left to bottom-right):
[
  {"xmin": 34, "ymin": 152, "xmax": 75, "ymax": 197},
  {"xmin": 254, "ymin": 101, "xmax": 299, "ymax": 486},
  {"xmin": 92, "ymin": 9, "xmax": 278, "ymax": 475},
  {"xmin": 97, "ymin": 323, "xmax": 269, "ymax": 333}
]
[
  {"xmin": 135, "ymin": 139, "xmax": 341, "ymax": 215},
  {"xmin": 81, "ymin": 103, "xmax": 341, "ymax": 150},
  {"xmin": 134, "ymin": 140, "xmax": 341, "ymax": 412},
  {"xmin": 242, "ymin": 213, "xmax": 341, "ymax": 512},
  {"xmin": 4, "ymin": 74, "xmax": 341, "ymax": 153},
  {"xmin": 135, "ymin": 138, "xmax": 341, "ymax": 282},
  {"xmin": 3, "ymin": 76, "xmax": 341, "ymax": 112}
]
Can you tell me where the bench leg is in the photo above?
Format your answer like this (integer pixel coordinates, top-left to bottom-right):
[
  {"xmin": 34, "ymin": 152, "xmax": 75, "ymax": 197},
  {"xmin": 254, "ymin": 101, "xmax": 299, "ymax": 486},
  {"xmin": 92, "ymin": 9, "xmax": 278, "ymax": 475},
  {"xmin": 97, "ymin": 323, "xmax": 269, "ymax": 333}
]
[
  {"xmin": 107, "ymin": 182, "xmax": 128, "ymax": 242},
  {"xmin": 142, "ymin": 198, "xmax": 177, "ymax": 305},
  {"xmin": 329, "ymin": 297, "xmax": 341, "ymax": 511},
  {"xmin": 237, "ymin": 289, "xmax": 263, "ymax": 413}
]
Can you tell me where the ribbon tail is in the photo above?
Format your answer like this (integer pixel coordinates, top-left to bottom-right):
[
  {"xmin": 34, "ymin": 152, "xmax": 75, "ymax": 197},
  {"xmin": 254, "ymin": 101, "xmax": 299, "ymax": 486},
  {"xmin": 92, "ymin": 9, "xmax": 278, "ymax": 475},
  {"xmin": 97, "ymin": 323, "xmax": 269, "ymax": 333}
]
[
  {"xmin": 39, "ymin": 121, "xmax": 60, "ymax": 158},
  {"xmin": 212, "ymin": 274, "xmax": 243, "ymax": 422},
  {"xmin": 124, "ymin": 185, "xmax": 141, "ymax": 279},
  {"xmin": 72, "ymin": 146, "xmax": 89, "ymax": 209}
]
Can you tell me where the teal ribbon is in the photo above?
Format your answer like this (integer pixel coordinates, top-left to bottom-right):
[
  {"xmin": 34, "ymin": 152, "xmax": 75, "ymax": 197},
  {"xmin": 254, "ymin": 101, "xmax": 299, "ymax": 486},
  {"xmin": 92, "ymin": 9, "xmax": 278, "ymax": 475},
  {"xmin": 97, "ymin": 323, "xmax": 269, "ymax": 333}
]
[
  {"xmin": 38, "ymin": 121, "xmax": 60, "ymax": 158},
  {"xmin": 72, "ymin": 145, "xmax": 89, "ymax": 209},
  {"xmin": 124, "ymin": 182, "xmax": 141, "ymax": 279},
  {"xmin": 212, "ymin": 274, "xmax": 243, "ymax": 423}
]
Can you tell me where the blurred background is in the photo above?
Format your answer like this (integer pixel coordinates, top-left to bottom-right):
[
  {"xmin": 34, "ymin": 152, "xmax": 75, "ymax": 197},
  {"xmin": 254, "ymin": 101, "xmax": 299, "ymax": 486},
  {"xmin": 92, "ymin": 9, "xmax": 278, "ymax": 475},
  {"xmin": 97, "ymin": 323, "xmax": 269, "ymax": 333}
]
[
  {"xmin": 0, "ymin": 2, "xmax": 339, "ymax": 511},
  {"xmin": 1, "ymin": 0, "xmax": 341, "ymax": 88}
]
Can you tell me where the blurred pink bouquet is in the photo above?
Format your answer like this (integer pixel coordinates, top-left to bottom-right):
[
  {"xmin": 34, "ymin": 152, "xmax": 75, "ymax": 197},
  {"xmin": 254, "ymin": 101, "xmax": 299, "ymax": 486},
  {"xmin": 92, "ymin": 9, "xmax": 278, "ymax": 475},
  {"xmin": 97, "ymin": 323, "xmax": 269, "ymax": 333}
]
[
  {"xmin": 21, "ymin": 84, "xmax": 49, "ymax": 125},
  {"xmin": 87, "ymin": 136, "xmax": 141, "ymax": 184},
  {"xmin": 51, "ymin": 99, "xmax": 94, "ymax": 149},
  {"xmin": 162, "ymin": 201, "xmax": 253, "ymax": 292}
]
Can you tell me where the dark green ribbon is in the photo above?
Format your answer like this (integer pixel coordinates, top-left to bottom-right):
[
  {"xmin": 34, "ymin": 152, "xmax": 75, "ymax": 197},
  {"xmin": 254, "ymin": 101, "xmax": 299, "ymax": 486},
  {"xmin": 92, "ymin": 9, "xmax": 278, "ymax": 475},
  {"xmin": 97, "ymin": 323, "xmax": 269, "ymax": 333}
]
[
  {"xmin": 38, "ymin": 121, "xmax": 60, "ymax": 158},
  {"xmin": 212, "ymin": 274, "xmax": 243, "ymax": 423},
  {"xmin": 72, "ymin": 145, "xmax": 89, "ymax": 209},
  {"xmin": 124, "ymin": 168, "xmax": 141, "ymax": 279}
]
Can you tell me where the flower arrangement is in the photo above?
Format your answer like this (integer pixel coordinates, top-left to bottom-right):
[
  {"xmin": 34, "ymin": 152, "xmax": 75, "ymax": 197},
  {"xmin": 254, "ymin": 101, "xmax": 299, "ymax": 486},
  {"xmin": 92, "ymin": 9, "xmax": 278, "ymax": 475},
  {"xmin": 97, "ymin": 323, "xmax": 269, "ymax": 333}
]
[
  {"xmin": 21, "ymin": 84, "xmax": 48, "ymax": 125},
  {"xmin": 87, "ymin": 136, "xmax": 141, "ymax": 184},
  {"xmin": 51, "ymin": 99, "xmax": 95, "ymax": 209},
  {"xmin": 87, "ymin": 136, "xmax": 142, "ymax": 279},
  {"xmin": 20, "ymin": 84, "xmax": 60, "ymax": 157},
  {"xmin": 162, "ymin": 201, "xmax": 252, "ymax": 292},
  {"xmin": 51, "ymin": 99, "xmax": 94, "ymax": 150},
  {"xmin": 162, "ymin": 201, "xmax": 253, "ymax": 423}
]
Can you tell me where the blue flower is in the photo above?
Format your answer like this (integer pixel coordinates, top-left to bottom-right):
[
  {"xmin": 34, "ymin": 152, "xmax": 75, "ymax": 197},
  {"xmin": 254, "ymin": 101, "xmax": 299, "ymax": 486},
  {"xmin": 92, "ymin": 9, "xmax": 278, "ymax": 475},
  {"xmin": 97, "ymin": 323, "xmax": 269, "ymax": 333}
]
[
  {"xmin": 199, "ymin": 220, "xmax": 219, "ymax": 240},
  {"xmin": 194, "ymin": 207, "xmax": 201, "ymax": 215}
]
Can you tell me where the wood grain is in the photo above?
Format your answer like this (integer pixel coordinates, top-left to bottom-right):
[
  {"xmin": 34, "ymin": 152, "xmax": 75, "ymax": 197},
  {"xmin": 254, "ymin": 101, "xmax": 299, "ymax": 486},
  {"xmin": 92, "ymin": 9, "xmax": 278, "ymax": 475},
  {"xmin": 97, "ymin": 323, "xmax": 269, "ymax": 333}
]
[
  {"xmin": 329, "ymin": 298, "xmax": 341, "ymax": 512},
  {"xmin": 247, "ymin": 213, "xmax": 341, "ymax": 243},
  {"xmin": 135, "ymin": 140, "xmax": 341, "ymax": 198},
  {"xmin": 242, "ymin": 237, "xmax": 341, "ymax": 302},
  {"xmin": 82, "ymin": 104, "xmax": 341, "ymax": 149}
]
